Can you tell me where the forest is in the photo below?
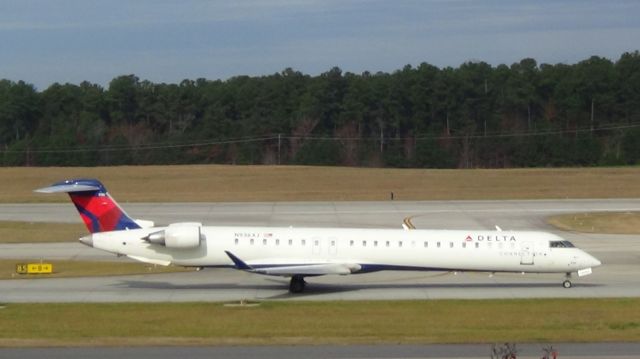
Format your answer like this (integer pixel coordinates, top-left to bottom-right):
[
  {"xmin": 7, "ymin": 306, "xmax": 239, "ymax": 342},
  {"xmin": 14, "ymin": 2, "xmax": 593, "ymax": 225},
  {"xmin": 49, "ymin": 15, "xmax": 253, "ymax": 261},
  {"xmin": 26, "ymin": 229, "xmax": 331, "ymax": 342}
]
[{"xmin": 1, "ymin": 52, "xmax": 639, "ymax": 168}]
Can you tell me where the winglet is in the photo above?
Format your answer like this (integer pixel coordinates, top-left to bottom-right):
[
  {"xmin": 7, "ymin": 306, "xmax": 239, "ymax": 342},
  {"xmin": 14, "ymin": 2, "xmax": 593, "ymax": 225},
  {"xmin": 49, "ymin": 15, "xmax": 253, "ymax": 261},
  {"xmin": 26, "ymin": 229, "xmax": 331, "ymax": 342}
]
[{"xmin": 225, "ymin": 251, "xmax": 253, "ymax": 270}]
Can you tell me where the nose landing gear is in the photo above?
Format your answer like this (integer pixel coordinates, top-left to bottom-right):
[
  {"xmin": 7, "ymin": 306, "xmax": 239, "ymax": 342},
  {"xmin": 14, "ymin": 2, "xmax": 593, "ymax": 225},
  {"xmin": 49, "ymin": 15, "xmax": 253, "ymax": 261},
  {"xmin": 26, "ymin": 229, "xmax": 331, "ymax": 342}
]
[{"xmin": 562, "ymin": 272, "xmax": 572, "ymax": 288}]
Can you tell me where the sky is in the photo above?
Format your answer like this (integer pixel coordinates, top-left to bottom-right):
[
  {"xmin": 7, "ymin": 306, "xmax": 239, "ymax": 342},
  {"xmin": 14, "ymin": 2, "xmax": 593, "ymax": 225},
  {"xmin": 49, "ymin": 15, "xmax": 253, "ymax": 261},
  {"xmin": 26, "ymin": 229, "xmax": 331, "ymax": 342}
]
[{"xmin": 1, "ymin": 0, "xmax": 639, "ymax": 90}]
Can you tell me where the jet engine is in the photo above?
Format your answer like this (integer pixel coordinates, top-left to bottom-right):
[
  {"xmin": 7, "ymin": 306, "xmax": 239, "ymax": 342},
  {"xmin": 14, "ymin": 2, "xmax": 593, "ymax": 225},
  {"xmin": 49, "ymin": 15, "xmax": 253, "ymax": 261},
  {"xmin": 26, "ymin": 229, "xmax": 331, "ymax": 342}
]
[{"xmin": 143, "ymin": 222, "xmax": 202, "ymax": 249}]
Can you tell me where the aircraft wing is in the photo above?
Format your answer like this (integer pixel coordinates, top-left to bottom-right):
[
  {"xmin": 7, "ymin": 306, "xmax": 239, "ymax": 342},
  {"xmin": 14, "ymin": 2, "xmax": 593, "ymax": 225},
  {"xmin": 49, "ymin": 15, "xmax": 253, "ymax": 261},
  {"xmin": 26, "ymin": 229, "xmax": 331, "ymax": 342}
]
[
  {"xmin": 225, "ymin": 251, "xmax": 361, "ymax": 276},
  {"xmin": 252, "ymin": 263, "xmax": 361, "ymax": 276}
]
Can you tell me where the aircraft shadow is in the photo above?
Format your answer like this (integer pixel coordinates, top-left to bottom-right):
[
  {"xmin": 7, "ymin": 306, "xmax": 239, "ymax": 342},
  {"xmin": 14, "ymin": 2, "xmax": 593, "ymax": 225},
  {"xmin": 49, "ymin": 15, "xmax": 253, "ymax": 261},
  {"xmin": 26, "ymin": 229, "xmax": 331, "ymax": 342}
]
[
  {"xmin": 116, "ymin": 279, "xmax": 603, "ymax": 299},
  {"xmin": 263, "ymin": 282, "xmax": 604, "ymax": 299}
]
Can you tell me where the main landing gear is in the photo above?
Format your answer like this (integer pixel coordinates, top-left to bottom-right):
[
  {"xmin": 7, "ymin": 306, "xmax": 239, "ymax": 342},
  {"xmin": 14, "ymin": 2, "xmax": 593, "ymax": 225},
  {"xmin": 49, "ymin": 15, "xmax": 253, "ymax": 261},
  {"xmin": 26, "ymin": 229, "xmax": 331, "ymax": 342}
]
[
  {"xmin": 289, "ymin": 275, "xmax": 306, "ymax": 293},
  {"xmin": 562, "ymin": 273, "xmax": 572, "ymax": 288}
]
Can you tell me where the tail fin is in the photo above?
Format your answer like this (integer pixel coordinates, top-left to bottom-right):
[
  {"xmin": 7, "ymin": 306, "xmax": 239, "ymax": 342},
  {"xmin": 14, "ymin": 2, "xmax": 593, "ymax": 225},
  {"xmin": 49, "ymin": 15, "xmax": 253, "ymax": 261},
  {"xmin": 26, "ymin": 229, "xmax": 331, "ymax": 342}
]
[{"xmin": 35, "ymin": 179, "xmax": 141, "ymax": 233}]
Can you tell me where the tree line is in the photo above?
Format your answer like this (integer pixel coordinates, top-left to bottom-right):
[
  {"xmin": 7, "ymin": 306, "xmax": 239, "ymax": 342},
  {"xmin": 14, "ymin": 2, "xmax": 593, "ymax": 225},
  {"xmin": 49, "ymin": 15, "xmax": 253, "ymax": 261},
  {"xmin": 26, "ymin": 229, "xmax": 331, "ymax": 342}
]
[{"xmin": 1, "ymin": 52, "xmax": 639, "ymax": 167}]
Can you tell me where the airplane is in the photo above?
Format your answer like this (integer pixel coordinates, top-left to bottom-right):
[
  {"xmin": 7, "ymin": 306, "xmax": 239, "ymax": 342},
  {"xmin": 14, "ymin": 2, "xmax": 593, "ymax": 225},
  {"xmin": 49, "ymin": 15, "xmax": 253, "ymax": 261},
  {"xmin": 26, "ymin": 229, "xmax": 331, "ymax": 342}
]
[{"xmin": 36, "ymin": 178, "xmax": 602, "ymax": 293}]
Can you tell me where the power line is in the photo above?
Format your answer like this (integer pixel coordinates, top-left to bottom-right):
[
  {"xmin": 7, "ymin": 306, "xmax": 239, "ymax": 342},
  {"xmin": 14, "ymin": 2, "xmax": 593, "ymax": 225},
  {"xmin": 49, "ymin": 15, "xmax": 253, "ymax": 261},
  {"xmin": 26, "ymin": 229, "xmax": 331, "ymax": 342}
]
[
  {"xmin": 4, "ymin": 136, "xmax": 278, "ymax": 154},
  {"xmin": 287, "ymin": 122, "xmax": 640, "ymax": 141},
  {"xmin": 2, "ymin": 122, "xmax": 639, "ymax": 154}
]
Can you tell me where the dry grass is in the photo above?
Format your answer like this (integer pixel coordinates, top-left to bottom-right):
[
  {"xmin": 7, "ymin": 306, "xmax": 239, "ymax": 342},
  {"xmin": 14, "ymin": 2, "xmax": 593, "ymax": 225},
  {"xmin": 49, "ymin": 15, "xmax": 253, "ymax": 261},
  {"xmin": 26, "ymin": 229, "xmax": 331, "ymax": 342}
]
[
  {"xmin": 0, "ymin": 260, "xmax": 192, "ymax": 280},
  {"xmin": 1, "ymin": 165, "xmax": 639, "ymax": 203},
  {"xmin": 0, "ymin": 221, "xmax": 85, "ymax": 243},
  {"xmin": 548, "ymin": 212, "xmax": 640, "ymax": 234},
  {"xmin": 0, "ymin": 299, "xmax": 638, "ymax": 347}
]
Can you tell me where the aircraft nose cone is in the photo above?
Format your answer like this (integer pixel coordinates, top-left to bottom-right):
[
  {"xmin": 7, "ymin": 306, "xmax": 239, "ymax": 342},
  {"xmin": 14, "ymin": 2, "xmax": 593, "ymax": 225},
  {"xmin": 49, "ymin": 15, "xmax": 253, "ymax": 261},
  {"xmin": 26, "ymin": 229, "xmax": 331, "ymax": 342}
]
[
  {"xmin": 79, "ymin": 235, "xmax": 93, "ymax": 247},
  {"xmin": 586, "ymin": 254, "xmax": 601, "ymax": 267},
  {"xmin": 592, "ymin": 257, "xmax": 602, "ymax": 267}
]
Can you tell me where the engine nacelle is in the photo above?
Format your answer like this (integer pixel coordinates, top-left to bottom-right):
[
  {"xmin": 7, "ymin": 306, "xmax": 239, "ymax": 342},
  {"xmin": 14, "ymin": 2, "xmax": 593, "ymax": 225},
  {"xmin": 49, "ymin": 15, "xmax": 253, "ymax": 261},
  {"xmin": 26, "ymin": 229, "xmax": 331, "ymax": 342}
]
[{"xmin": 143, "ymin": 223, "xmax": 202, "ymax": 249}]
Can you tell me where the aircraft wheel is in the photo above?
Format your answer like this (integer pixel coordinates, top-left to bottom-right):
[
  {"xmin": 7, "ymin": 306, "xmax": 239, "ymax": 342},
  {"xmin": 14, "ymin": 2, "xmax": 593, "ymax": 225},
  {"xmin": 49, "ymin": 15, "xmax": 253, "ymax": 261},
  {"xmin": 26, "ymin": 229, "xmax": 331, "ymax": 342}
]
[
  {"xmin": 289, "ymin": 275, "xmax": 306, "ymax": 293},
  {"xmin": 562, "ymin": 280, "xmax": 572, "ymax": 289}
]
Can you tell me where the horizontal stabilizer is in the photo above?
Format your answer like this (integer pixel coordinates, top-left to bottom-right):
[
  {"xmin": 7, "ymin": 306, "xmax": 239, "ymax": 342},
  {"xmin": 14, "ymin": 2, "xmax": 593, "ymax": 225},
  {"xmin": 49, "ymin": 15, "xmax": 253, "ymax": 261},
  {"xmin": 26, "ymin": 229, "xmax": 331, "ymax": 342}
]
[{"xmin": 35, "ymin": 184, "xmax": 100, "ymax": 193}]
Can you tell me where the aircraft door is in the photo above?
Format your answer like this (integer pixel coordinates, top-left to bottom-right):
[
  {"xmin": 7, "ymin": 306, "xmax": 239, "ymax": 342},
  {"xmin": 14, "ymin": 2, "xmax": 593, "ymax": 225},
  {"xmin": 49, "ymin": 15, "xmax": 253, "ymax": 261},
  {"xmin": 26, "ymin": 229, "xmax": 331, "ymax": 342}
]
[{"xmin": 520, "ymin": 242, "xmax": 534, "ymax": 265}]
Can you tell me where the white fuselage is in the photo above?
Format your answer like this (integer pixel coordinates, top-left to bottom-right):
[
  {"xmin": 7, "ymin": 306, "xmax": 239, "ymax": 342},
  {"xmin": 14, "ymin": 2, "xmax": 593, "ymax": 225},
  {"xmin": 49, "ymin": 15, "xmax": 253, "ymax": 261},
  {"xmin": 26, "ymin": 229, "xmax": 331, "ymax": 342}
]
[{"xmin": 86, "ymin": 226, "xmax": 600, "ymax": 275}]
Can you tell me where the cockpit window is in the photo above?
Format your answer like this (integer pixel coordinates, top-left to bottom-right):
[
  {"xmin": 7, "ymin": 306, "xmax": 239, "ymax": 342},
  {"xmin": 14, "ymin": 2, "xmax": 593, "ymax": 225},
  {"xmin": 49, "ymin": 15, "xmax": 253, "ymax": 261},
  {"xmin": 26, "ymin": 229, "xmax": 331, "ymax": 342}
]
[{"xmin": 550, "ymin": 240, "xmax": 575, "ymax": 248}]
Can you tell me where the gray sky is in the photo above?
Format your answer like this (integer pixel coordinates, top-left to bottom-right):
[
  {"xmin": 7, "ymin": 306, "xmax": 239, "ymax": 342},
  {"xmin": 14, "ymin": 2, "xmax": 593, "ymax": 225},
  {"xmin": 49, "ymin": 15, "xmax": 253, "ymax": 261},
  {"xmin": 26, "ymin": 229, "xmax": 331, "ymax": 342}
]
[{"xmin": 1, "ymin": 0, "xmax": 639, "ymax": 90}]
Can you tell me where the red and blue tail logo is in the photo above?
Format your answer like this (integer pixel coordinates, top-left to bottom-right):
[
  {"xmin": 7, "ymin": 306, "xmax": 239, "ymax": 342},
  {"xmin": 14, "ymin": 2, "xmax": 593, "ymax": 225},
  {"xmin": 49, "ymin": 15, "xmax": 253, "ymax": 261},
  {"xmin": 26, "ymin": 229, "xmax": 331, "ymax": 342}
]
[{"xmin": 36, "ymin": 179, "xmax": 141, "ymax": 233}]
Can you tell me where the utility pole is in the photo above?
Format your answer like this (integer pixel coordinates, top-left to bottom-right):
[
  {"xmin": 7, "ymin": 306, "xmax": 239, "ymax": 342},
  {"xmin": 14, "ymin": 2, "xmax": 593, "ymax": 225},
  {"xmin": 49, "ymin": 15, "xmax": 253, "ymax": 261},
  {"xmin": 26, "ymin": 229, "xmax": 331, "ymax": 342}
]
[
  {"xmin": 590, "ymin": 99, "xmax": 595, "ymax": 134},
  {"xmin": 446, "ymin": 112, "xmax": 450, "ymax": 136},
  {"xmin": 277, "ymin": 133, "xmax": 281, "ymax": 165}
]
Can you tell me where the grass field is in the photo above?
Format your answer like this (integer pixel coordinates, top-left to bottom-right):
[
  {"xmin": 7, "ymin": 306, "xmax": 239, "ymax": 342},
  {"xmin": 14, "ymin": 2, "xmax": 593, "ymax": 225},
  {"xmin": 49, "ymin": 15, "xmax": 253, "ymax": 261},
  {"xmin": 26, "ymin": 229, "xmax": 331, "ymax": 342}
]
[
  {"xmin": 0, "ymin": 299, "xmax": 638, "ymax": 347},
  {"xmin": 548, "ymin": 212, "xmax": 640, "ymax": 234},
  {"xmin": 1, "ymin": 165, "xmax": 639, "ymax": 203},
  {"xmin": 0, "ymin": 221, "xmax": 84, "ymax": 243},
  {"xmin": 0, "ymin": 260, "xmax": 191, "ymax": 279}
]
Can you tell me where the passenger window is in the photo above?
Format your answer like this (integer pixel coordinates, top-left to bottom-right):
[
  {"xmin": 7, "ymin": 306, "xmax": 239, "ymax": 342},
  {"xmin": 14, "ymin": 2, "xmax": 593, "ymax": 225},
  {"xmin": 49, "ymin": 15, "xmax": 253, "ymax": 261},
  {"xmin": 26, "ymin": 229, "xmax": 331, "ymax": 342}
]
[
  {"xmin": 424, "ymin": 241, "xmax": 428, "ymax": 248},
  {"xmin": 263, "ymin": 239, "xmax": 267, "ymax": 245},
  {"xmin": 301, "ymin": 239, "xmax": 306, "ymax": 246},
  {"xmin": 398, "ymin": 242, "xmax": 403, "ymax": 247},
  {"xmin": 475, "ymin": 242, "xmax": 479, "ymax": 248},
  {"xmin": 437, "ymin": 242, "xmax": 441, "ymax": 248},
  {"xmin": 276, "ymin": 239, "xmax": 280, "ymax": 246},
  {"xmin": 362, "ymin": 241, "xmax": 367, "ymax": 247},
  {"xmin": 331, "ymin": 240, "xmax": 335, "ymax": 246},
  {"xmin": 462, "ymin": 242, "xmax": 466, "ymax": 248},
  {"xmin": 386, "ymin": 241, "xmax": 390, "ymax": 247},
  {"xmin": 250, "ymin": 238, "xmax": 254, "ymax": 245},
  {"xmin": 350, "ymin": 240, "xmax": 354, "ymax": 246},
  {"xmin": 234, "ymin": 238, "xmax": 239, "ymax": 245},
  {"xmin": 449, "ymin": 242, "xmax": 453, "ymax": 248},
  {"xmin": 374, "ymin": 241, "xmax": 378, "ymax": 247},
  {"xmin": 288, "ymin": 239, "xmax": 293, "ymax": 246},
  {"xmin": 314, "ymin": 240, "xmax": 319, "ymax": 246}
]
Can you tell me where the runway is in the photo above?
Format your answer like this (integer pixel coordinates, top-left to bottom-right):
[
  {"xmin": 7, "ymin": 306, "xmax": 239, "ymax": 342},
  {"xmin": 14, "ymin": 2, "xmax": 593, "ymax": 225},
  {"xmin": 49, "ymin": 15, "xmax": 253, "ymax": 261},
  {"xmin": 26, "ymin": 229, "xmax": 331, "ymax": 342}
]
[
  {"xmin": 3, "ymin": 343, "xmax": 640, "ymax": 359},
  {"xmin": 1, "ymin": 199, "xmax": 639, "ymax": 302}
]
